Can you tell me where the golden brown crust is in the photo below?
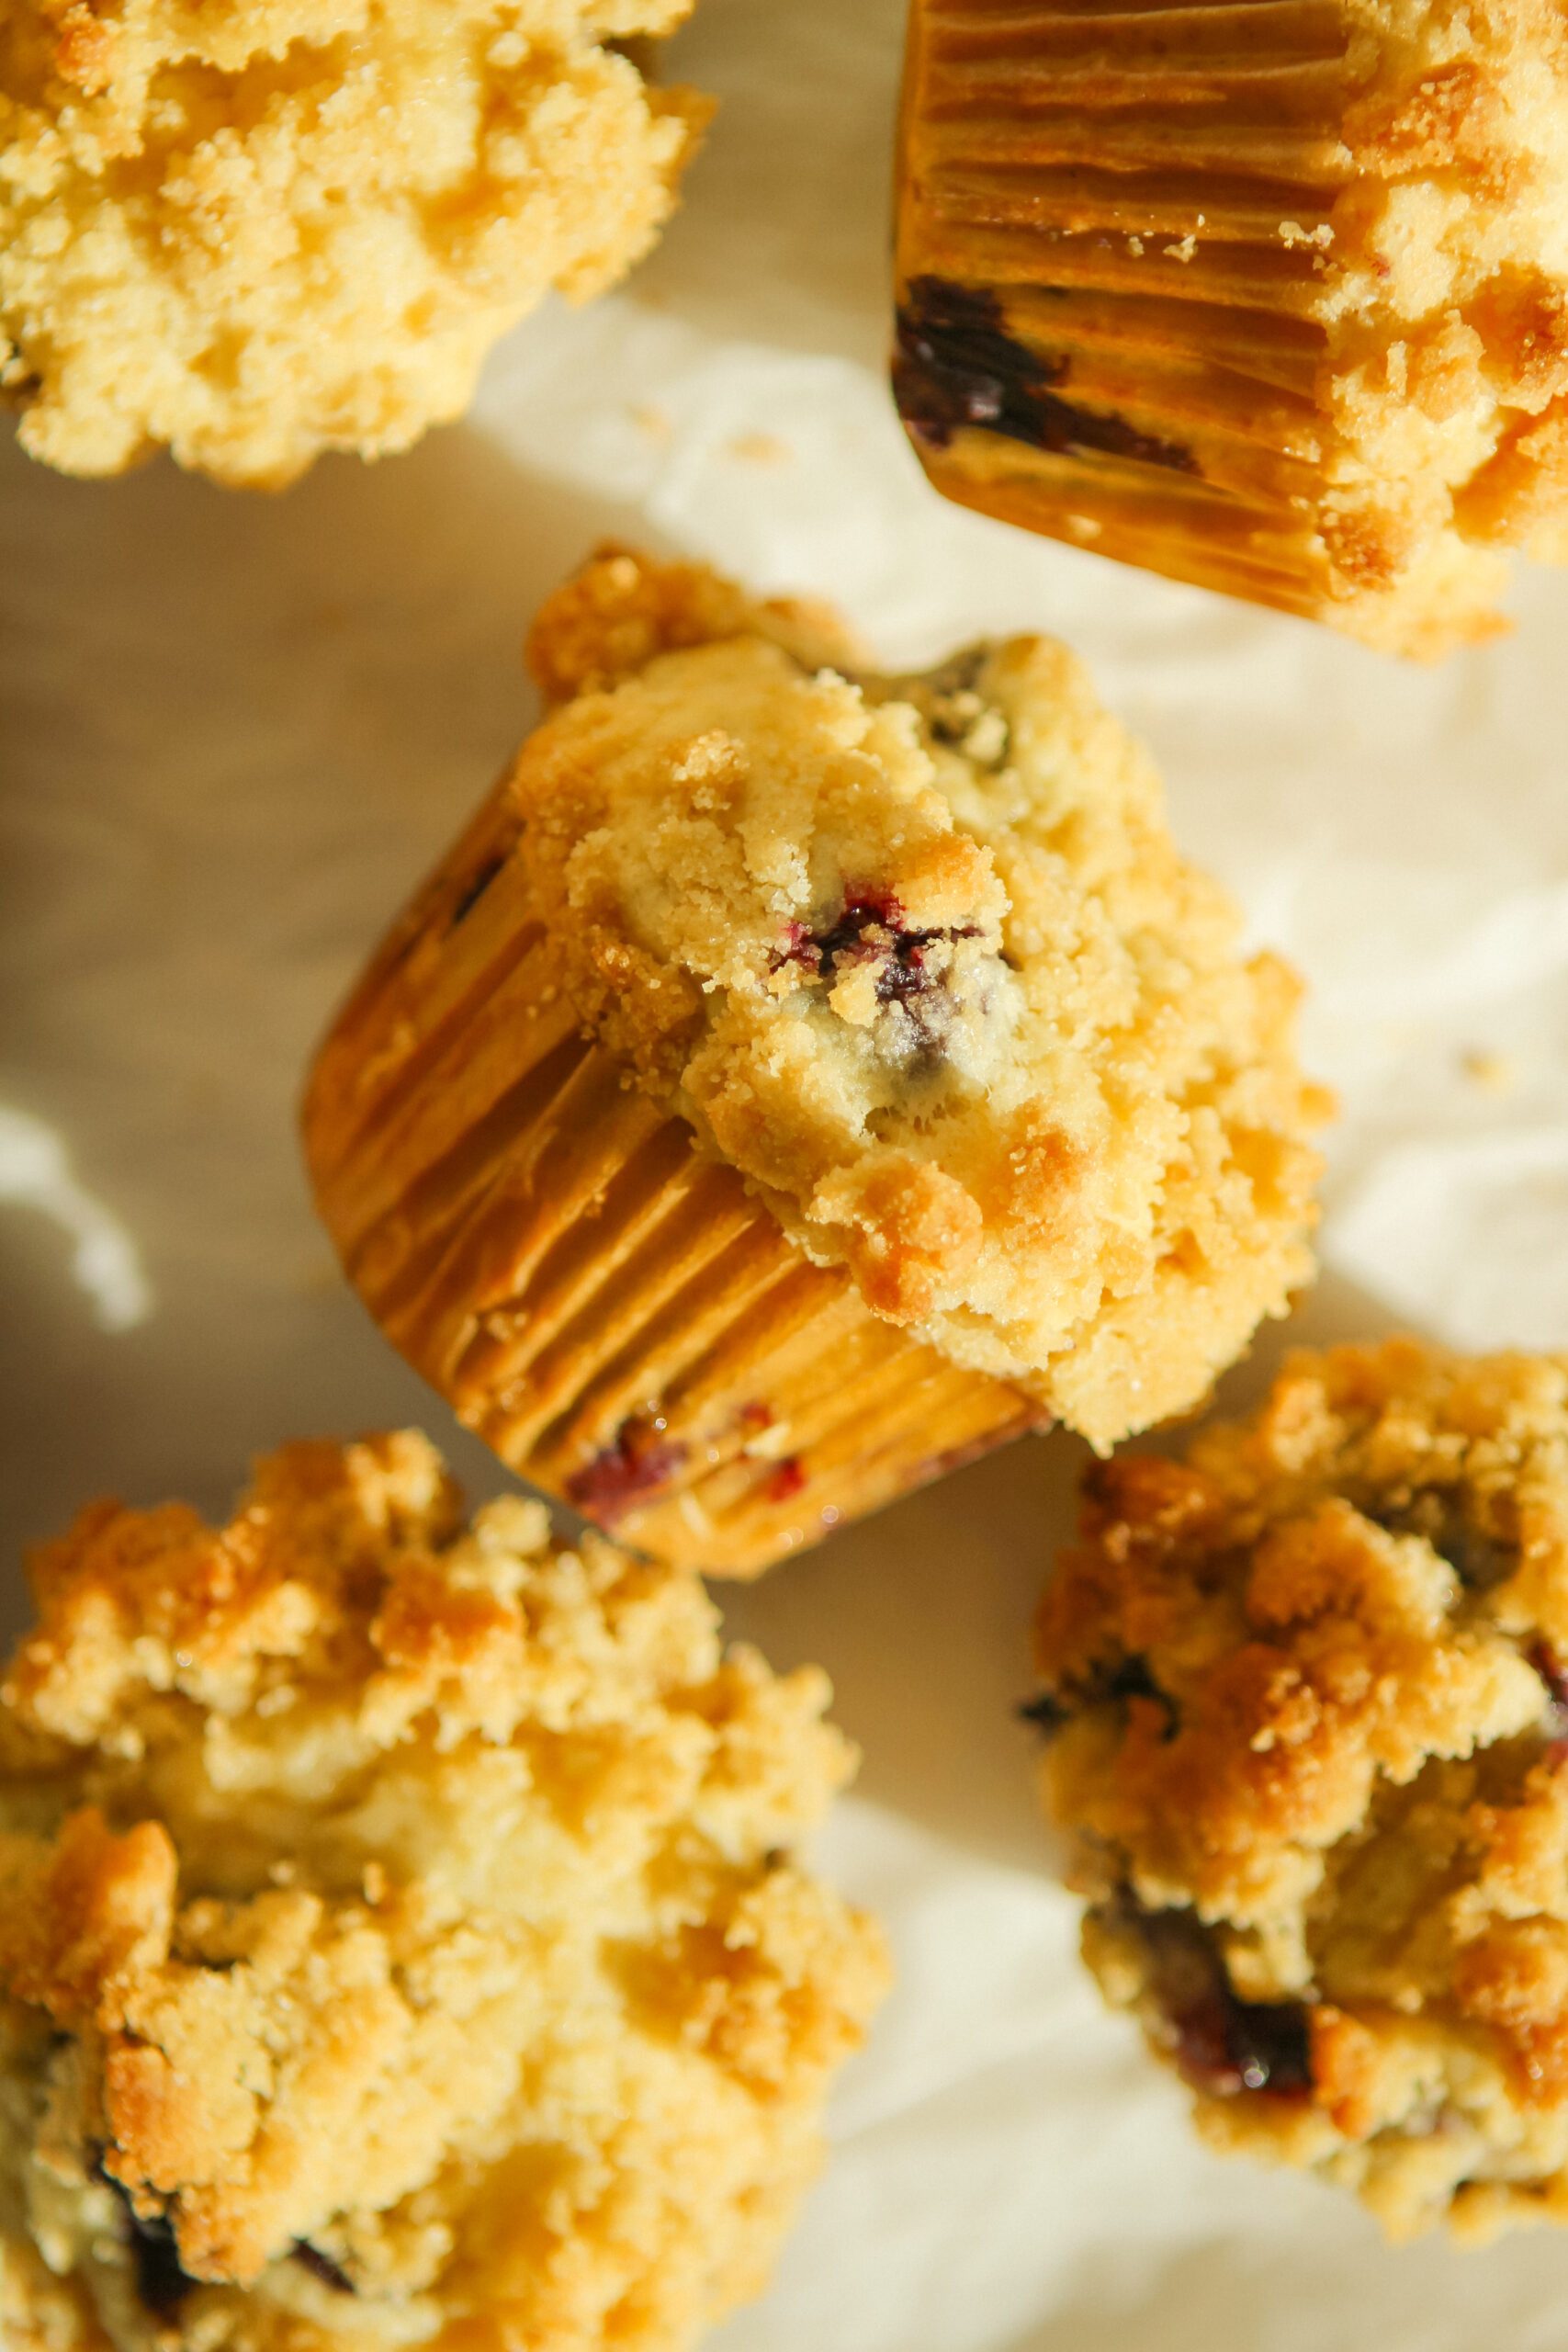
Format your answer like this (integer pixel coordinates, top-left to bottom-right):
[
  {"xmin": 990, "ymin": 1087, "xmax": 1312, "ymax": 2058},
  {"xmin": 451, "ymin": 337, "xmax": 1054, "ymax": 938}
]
[
  {"xmin": 1037, "ymin": 1340, "xmax": 1568, "ymax": 2239},
  {"xmin": 508, "ymin": 548, "xmax": 1327, "ymax": 1448},
  {"xmin": 525, "ymin": 544, "xmax": 858, "ymax": 705},
  {"xmin": 0, "ymin": 0, "xmax": 707, "ymax": 486},
  {"xmin": 0, "ymin": 1434, "xmax": 888, "ymax": 2348}
]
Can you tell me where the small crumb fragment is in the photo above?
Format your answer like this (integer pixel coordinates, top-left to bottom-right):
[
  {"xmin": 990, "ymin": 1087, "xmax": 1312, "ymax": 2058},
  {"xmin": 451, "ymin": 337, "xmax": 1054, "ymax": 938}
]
[
  {"xmin": 1279, "ymin": 220, "xmax": 1334, "ymax": 250},
  {"xmin": 1164, "ymin": 233, "xmax": 1198, "ymax": 263},
  {"xmin": 726, "ymin": 432, "xmax": 792, "ymax": 467},
  {"xmin": 1460, "ymin": 1047, "xmax": 1516, "ymax": 1095}
]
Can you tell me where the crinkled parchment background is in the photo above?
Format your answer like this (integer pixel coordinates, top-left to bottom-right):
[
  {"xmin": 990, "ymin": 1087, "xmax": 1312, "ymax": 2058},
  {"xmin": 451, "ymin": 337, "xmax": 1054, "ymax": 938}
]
[{"xmin": 6, "ymin": 0, "xmax": 1568, "ymax": 2343}]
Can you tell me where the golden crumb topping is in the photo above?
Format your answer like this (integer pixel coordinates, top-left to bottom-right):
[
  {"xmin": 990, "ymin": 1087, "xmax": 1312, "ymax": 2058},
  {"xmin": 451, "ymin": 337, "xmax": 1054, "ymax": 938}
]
[
  {"xmin": 0, "ymin": 0, "xmax": 706, "ymax": 486},
  {"xmin": 1037, "ymin": 1340, "xmax": 1568, "ymax": 2239},
  {"xmin": 514, "ymin": 548, "xmax": 1328, "ymax": 1449},
  {"xmin": 0, "ymin": 1432, "xmax": 887, "ymax": 2350},
  {"xmin": 1318, "ymin": 0, "xmax": 1568, "ymax": 635}
]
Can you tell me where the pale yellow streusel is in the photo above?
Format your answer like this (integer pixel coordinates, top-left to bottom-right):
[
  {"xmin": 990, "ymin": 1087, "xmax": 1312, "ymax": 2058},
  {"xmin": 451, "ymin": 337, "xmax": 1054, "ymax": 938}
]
[{"xmin": 0, "ymin": 0, "xmax": 707, "ymax": 486}]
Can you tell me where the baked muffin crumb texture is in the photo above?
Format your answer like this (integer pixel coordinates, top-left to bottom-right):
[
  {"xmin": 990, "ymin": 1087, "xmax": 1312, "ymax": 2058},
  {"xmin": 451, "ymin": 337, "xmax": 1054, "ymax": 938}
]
[
  {"xmin": 1037, "ymin": 1339, "xmax": 1568, "ymax": 2239},
  {"xmin": 0, "ymin": 0, "xmax": 707, "ymax": 485},
  {"xmin": 0, "ymin": 1430, "xmax": 887, "ymax": 2348},
  {"xmin": 514, "ymin": 547, "xmax": 1328, "ymax": 1449}
]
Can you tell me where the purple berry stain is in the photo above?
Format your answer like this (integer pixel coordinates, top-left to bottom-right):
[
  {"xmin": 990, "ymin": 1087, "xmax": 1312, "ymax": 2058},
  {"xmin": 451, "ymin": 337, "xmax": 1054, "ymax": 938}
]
[
  {"xmin": 567, "ymin": 1418, "xmax": 686, "ymax": 1522},
  {"xmin": 1110, "ymin": 1895, "xmax": 1314, "ymax": 2099},
  {"xmin": 766, "ymin": 1457, "xmax": 807, "ymax": 1503},
  {"xmin": 774, "ymin": 889, "xmax": 979, "ymax": 1051},
  {"xmin": 894, "ymin": 277, "xmax": 1198, "ymax": 476}
]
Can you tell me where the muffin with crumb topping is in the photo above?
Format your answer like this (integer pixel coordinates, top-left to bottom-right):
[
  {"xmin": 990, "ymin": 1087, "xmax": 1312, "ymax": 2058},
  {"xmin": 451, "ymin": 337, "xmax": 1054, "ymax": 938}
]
[
  {"xmin": 897, "ymin": 0, "xmax": 1568, "ymax": 656},
  {"xmin": 0, "ymin": 0, "xmax": 707, "ymax": 488},
  {"xmin": 0, "ymin": 1430, "xmax": 886, "ymax": 2351},
  {"xmin": 303, "ymin": 546, "xmax": 1326, "ymax": 1574},
  {"xmin": 1034, "ymin": 1339, "xmax": 1568, "ymax": 2241}
]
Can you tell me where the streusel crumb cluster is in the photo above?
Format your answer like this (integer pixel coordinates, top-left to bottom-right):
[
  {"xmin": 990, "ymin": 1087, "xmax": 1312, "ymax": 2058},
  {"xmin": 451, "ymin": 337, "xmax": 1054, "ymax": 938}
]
[
  {"xmin": 1314, "ymin": 0, "xmax": 1568, "ymax": 641},
  {"xmin": 0, "ymin": 1431, "xmax": 886, "ymax": 2350},
  {"xmin": 0, "ymin": 0, "xmax": 706, "ymax": 485},
  {"xmin": 515, "ymin": 548, "xmax": 1328, "ymax": 1448},
  {"xmin": 1036, "ymin": 1340, "xmax": 1568, "ymax": 2239}
]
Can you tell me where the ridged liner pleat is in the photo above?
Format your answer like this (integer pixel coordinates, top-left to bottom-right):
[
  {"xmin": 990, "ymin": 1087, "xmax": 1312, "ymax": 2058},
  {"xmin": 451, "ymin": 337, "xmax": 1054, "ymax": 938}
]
[
  {"xmin": 302, "ymin": 782, "xmax": 1043, "ymax": 1577},
  {"xmin": 895, "ymin": 0, "xmax": 1378, "ymax": 618}
]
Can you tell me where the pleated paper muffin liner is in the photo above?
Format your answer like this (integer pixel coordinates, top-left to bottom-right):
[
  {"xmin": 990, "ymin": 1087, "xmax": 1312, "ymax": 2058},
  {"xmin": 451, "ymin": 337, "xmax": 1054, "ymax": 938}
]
[
  {"xmin": 302, "ymin": 784, "xmax": 1043, "ymax": 1577},
  {"xmin": 894, "ymin": 0, "xmax": 1515, "ymax": 652}
]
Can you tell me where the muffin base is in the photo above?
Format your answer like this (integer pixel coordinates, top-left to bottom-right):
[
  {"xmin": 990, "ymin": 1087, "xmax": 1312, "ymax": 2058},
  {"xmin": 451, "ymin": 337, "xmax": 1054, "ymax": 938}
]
[{"xmin": 302, "ymin": 785, "xmax": 1043, "ymax": 1576}]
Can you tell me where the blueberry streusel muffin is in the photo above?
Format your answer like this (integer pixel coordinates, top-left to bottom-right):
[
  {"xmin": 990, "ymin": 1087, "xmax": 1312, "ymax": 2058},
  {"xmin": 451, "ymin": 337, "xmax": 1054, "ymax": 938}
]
[
  {"xmin": 897, "ymin": 0, "xmax": 1568, "ymax": 656},
  {"xmin": 0, "ymin": 1430, "xmax": 887, "ymax": 2350},
  {"xmin": 1, "ymin": 0, "xmax": 707, "ymax": 487},
  {"xmin": 1034, "ymin": 1339, "xmax": 1568, "ymax": 2240},
  {"xmin": 302, "ymin": 547, "xmax": 1327, "ymax": 1574}
]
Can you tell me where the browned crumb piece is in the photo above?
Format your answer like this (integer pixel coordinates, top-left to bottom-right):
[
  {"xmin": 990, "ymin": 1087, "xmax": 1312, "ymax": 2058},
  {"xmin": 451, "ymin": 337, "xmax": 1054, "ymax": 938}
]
[
  {"xmin": 0, "ymin": 1432, "xmax": 888, "ymax": 2349},
  {"xmin": 1035, "ymin": 1339, "xmax": 1568, "ymax": 2240}
]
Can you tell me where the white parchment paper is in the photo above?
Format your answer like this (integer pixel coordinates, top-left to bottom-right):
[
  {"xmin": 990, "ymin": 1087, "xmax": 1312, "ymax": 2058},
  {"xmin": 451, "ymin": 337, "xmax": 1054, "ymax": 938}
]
[{"xmin": 6, "ymin": 0, "xmax": 1568, "ymax": 2342}]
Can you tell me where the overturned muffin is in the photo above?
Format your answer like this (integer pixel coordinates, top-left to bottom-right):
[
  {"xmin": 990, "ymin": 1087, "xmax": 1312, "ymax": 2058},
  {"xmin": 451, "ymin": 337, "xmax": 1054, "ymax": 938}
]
[
  {"xmin": 897, "ymin": 0, "xmax": 1568, "ymax": 656},
  {"xmin": 0, "ymin": 1431, "xmax": 887, "ymax": 2349},
  {"xmin": 303, "ymin": 547, "xmax": 1327, "ymax": 1573},
  {"xmin": 0, "ymin": 0, "xmax": 707, "ymax": 487},
  {"xmin": 1034, "ymin": 1340, "xmax": 1568, "ymax": 2240}
]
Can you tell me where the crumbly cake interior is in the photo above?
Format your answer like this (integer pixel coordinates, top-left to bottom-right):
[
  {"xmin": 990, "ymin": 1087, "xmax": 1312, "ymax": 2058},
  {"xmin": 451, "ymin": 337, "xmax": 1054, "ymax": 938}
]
[
  {"xmin": 516, "ymin": 548, "xmax": 1327, "ymax": 1451},
  {"xmin": 1316, "ymin": 0, "xmax": 1568, "ymax": 645},
  {"xmin": 0, "ymin": 0, "xmax": 705, "ymax": 486},
  {"xmin": 1035, "ymin": 1340, "xmax": 1568, "ymax": 2239},
  {"xmin": 0, "ymin": 1430, "xmax": 887, "ymax": 2350}
]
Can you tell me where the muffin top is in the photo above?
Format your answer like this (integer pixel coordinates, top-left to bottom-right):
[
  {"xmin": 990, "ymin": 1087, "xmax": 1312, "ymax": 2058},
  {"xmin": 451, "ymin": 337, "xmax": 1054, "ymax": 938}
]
[
  {"xmin": 1036, "ymin": 1340, "xmax": 1568, "ymax": 2238},
  {"xmin": 513, "ymin": 548, "xmax": 1329, "ymax": 1448},
  {"xmin": 0, "ymin": 0, "xmax": 705, "ymax": 485},
  {"xmin": 0, "ymin": 1432, "xmax": 886, "ymax": 2350}
]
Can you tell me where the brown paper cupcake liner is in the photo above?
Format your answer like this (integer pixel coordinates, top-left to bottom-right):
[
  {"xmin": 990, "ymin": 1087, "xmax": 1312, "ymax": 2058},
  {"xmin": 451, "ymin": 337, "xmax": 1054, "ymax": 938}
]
[
  {"xmin": 303, "ymin": 784, "xmax": 1043, "ymax": 1576},
  {"xmin": 895, "ymin": 0, "xmax": 1456, "ymax": 631}
]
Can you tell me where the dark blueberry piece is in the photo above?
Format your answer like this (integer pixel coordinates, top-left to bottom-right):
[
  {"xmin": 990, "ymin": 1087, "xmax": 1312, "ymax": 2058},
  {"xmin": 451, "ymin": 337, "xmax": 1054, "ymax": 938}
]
[
  {"xmin": 1021, "ymin": 1657, "xmax": 1176, "ymax": 1738},
  {"xmin": 292, "ymin": 2241, "xmax": 355, "ymax": 2295},
  {"xmin": 1108, "ymin": 1895, "xmax": 1314, "ymax": 2099},
  {"xmin": 447, "ymin": 853, "xmax": 506, "ymax": 930},
  {"xmin": 779, "ymin": 892, "xmax": 903, "ymax": 979},
  {"xmin": 566, "ymin": 1420, "xmax": 686, "ymax": 1522},
  {"xmin": 919, "ymin": 650, "xmax": 988, "ymax": 743},
  {"xmin": 96, "ymin": 2170, "xmax": 197, "ymax": 2320},
  {"xmin": 772, "ymin": 891, "xmax": 979, "ymax": 1021},
  {"xmin": 894, "ymin": 276, "xmax": 1198, "ymax": 476},
  {"xmin": 1077, "ymin": 1653, "xmax": 1179, "ymax": 1735},
  {"xmin": 1100, "ymin": 1656, "xmax": 1166, "ymax": 1707},
  {"xmin": 1529, "ymin": 1642, "xmax": 1568, "ymax": 1740}
]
